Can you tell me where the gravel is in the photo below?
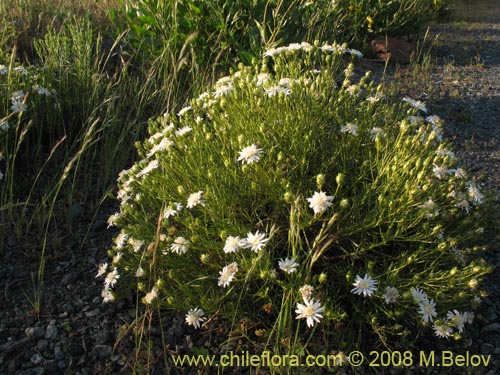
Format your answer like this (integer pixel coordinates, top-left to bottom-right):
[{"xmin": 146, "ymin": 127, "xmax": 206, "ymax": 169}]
[{"xmin": 1, "ymin": 2, "xmax": 499, "ymax": 374}]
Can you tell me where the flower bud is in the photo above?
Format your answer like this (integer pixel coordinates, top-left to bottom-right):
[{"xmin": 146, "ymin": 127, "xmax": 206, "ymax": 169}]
[
  {"xmin": 336, "ymin": 173, "xmax": 344, "ymax": 186},
  {"xmin": 340, "ymin": 199, "xmax": 349, "ymax": 209},
  {"xmin": 200, "ymin": 254, "xmax": 210, "ymax": 264},
  {"xmin": 319, "ymin": 272, "xmax": 327, "ymax": 283},
  {"xmin": 316, "ymin": 174, "xmax": 326, "ymax": 189}
]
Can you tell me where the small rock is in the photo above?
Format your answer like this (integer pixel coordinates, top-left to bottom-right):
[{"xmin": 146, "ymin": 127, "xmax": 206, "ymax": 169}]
[
  {"xmin": 26, "ymin": 326, "xmax": 46, "ymax": 338},
  {"xmin": 91, "ymin": 344, "xmax": 112, "ymax": 359},
  {"xmin": 54, "ymin": 345, "xmax": 65, "ymax": 360},
  {"xmin": 44, "ymin": 359, "xmax": 58, "ymax": 373},
  {"xmin": 85, "ymin": 308, "xmax": 100, "ymax": 318},
  {"xmin": 37, "ymin": 339, "xmax": 49, "ymax": 351},
  {"xmin": 31, "ymin": 353, "xmax": 43, "ymax": 365},
  {"xmin": 95, "ymin": 328, "xmax": 110, "ymax": 345},
  {"xmin": 57, "ymin": 360, "xmax": 66, "ymax": 369},
  {"xmin": 482, "ymin": 323, "xmax": 500, "ymax": 332},
  {"xmin": 45, "ymin": 324, "xmax": 58, "ymax": 340},
  {"xmin": 32, "ymin": 367, "xmax": 45, "ymax": 375}
]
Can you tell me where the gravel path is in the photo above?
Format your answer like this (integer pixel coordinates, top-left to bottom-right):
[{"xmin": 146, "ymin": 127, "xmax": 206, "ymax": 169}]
[{"xmin": 1, "ymin": 2, "xmax": 499, "ymax": 374}]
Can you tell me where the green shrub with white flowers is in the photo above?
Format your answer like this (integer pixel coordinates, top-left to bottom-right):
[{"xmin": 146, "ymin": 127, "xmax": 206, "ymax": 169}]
[{"xmin": 99, "ymin": 41, "xmax": 492, "ymax": 353}]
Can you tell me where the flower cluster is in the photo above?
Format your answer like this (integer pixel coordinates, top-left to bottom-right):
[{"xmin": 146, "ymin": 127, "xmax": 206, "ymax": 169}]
[{"xmin": 102, "ymin": 41, "xmax": 491, "ymax": 352}]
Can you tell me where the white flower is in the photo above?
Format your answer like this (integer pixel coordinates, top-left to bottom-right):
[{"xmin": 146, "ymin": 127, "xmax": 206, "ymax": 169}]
[
  {"xmin": 0, "ymin": 64, "xmax": 8, "ymax": 75},
  {"xmin": 147, "ymin": 137, "xmax": 174, "ymax": 158},
  {"xmin": 367, "ymin": 96, "xmax": 382, "ymax": 104},
  {"xmin": 136, "ymin": 159, "xmax": 159, "ymax": 178},
  {"xmin": 14, "ymin": 66, "xmax": 27, "ymax": 75},
  {"xmin": 299, "ymin": 285, "xmax": 314, "ymax": 302},
  {"xmin": 351, "ymin": 274, "xmax": 378, "ymax": 297},
  {"xmin": 432, "ymin": 164, "xmax": 447, "ymax": 179},
  {"xmin": 95, "ymin": 263, "xmax": 108, "ymax": 278},
  {"xmin": 278, "ymin": 258, "xmax": 299, "ymax": 274},
  {"xmin": 418, "ymin": 298, "xmax": 437, "ymax": 323},
  {"xmin": 426, "ymin": 115, "xmax": 442, "ymax": 127},
  {"xmin": 164, "ymin": 206, "xmax": 178, "ymax": 219},
  {"xmin": 238, "ymin": 144, "xmax": 263, "ymax": 164},
  {"xmin": 144, "ymin": 286, "xmax": 158, "ymax": 304},
  {"xmin": 455, "ymin": 199, "xmax": 471, "ymax": 213},
  {"xmin": 33, "ymin": 84, "xmax": 52, "ymax": 96},
  {"xmin": 454, "ymin": 168, "xmax": 467, "ymax": 179},
  {"xmin": 369, "ymin": 127, "xmax": 384, "ymax": 139},
  {"xmin": 187, "ymin": 191, "xmax": 205, "ymax": 208},
  {"xmin": 107, "ymin": 212, "xmax": 119, "ymax": 228},
  {"xmin": 403, "ymin": 97, "xmax": 427, "ymax": 113},
  {"xmin": 115, "ymin": 232, "xmax": 129, "ymax": 249},
  {"xmin": 101, "ymin": 287, "xmax": 115, "ymax": 303},
  {"xmin": 177, "ymin": 106, "xmax": 192, "ymax": 117},
  {"xmin": 307, "ymin": 191, "xmax": 333, "ymax": 214},
  {"xmin": 244, "ymin": 231, "xmax": 269, "ymax": 252},
  {"xmin": 185, "ymin": 308, "xmax": 205, "ymax": 329},
  {"xmin": 135, "ymin": 266, "xmax": 145, "ymax": 277},
  {"xmin": 411, "ymin": 287, "xmax": 428, "ymax": 304},
  {"xmin": 463, "ymin": 311, "xmax": 475, "ymax": 324},
  {"xmin": 104, "ymin": 268, "xmax": 120, "ymax": 288},
  {"xmin": 433, "ymin": 322, "xmax": 453, "ymax": 338},
  {"xmin": 11, "ymin": 100, "xmax": 27, "ymax": 113},
  {"xmin": 295, "ymin": 298, "xmax": 325, "ymax": 328},
  {"xmin": 170, "ymin": 236, "xmax": 189, "ymax": 254},
  {"xmin": 218, "ymin": 263, "xmax": 238, "ymax": 288},
  {"xmin": 436, "ymin": 148, "xmax": 455, "ymax": 159},
  {"xmin": 467, "ymin": 182, "xmax": 484, "ymax": 204},
  {"xmin": 265, "ymin": 86, "xmax": 291, "ymax": 97},
  {"xmin": 256, "ymin": 73, "xmax": 270, "ymax": 86},
  {"xmin": 341, "ymin": 123, "xmax": 358, "ymax": 136},
  {"xmin": 347, "ymin": 48, "xmax": 363, "ymax": 58},
  {"xmin": 0, "ymin": 121, "xmax": 9, "ymax": 131},
  {"xmin": 175, "ymin": 126, "xmax": 192, "ymax": 137},
  {"xmin": 383, "ymin": 287, "xmax": 399, "ymax": 304},
  {"xmin": 446, "ymin": 310, "xmax": 466, "ymax": 333},
  {"xmin": 223, "ymin": 236, "xmax": 245, "ymax": 253},
  {"xmin": 112, "ymin": 252, "xmax": 122, "ymax": 264}
]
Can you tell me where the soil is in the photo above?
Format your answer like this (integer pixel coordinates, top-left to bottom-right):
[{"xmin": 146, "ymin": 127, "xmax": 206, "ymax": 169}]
[{"xmin": 1, "ymin": 1, "xmax": 499, "ymax": 374}]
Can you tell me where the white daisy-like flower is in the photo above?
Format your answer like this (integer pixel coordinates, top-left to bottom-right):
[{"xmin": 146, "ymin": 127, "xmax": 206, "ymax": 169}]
[
  {"xmin": 347, "ymin": 48, "xmax": 363, "ymax": 58},
  {"xmin": 104, "ymin": 267, "xmax": 120, "ymax": 288},
  {"xmin": 101, "ymin": 287, "xmax": 115, "ymax": 303},
  {"xmin": 411, "ymin": 287, "xmax": 428, "ymax": 304},
  {"xmin": 33, "ymin": 84, "xmax": 52, "ymax": 96},
  {"xmin": 144, "ymin": 286, "xmax": 158, "ymax": 304},
  {"xmin": 256, "ymin": 73, "xmax": 270, "ymax": 86},
  {"xmin": 299, "ymin": 285, "xmax": 314, "ymax": 302},
  {"xmin": 295, "ymin": 298, "xmax": 325, "ymax": 328},
  {"xmin": 113, "ymin": 252, "xmax": 122, "ymax": 264},
  {"xmin": 264, "ymin": 86, "xmax": 291, "ymax": 97},
  {"xmin": 433, "ymin": 322, "xmax": 453, "ymax": 338},
  {"xmin": 341, "ymin": 123, "xmax": 358, "ymax": 136},
  {"xmin": 11, "ymin": 100, "xmax": 27, "ymax": 113},
  {"xmin": 115, "ymin": 231, "xmax": 129, "ymax": 249},
  {"xmin": 244, "ymin": 231, "xmax": 269, "ymax": 252},
  {"xmin": 238, "ymin": 144, "xmax": 263, "ymax": 164},
  {"xmin": 187, "ymin": 191, "xmax": 205, "ymax": 208},
  {"xmin": 463, "ymin": 311, "xmax": 475, "ymax": 324},
  {"xmin": 426, "ymin": 115, "xmax": 442, "ymax": 127},
  {"xmin": 455, "ymin": 199, "xmax": 471, "ymax": 213},
  {"xmin": 170, "ymin": 236, "xmax": 189, "ymax": 254},
  {"xmin": 146, "ymin": 137, "xmax": 174, "ymax": 158},
  {"xmin": 95, "ymin": 263, "xmax": 108, "ymax": 278},
  {"xmin": 383, "ymin": 286, "xmax": 399, "ymax": 304},
  {"xmin": 185, "ymin": 308, "xmax": 205, "ymax": 329},
  {"xmin": 446, "ymin": 310, "xmax": 466, "ymax": 333},
  {"xmin": 136, "ymin": 159, "xmax": 159, "ymax": 178},
  {"xmin": 107, "ymin": 212, "xmax": 119, "ymax": 228},
  {"xmin": 307, "ymin": 191, "xmax": 333, "ymax": 214},
  {"xmin": 175, "ymin": 126, "xmax": 192, "ymax": 137},
  {"xmin": 177, "ymin": 105, "xmax": 192, "ymax": 117},
  {"xmin": 351, "ymin": 274, "xmax": 378, "ymax": 297},
  {"xmin": 14, "ymin": 66, "xmax": 27, "ymax": 75},
  {"xmin": 403, "ymin": 97, "xmax": 427, "ymax": 113},
  {"xmin": 467, "ymin": 182, "xmax": 484, "ymax": 204},
  {"xmin": 130, "ymin": 239, "xmax": 145, "ymax": 253},
  {"xmin": 135, "ymin": 266, "xmax": 145, "ymax": 277},
  {"xmin": 163, "ymin": 206, "xmax": 178, "ymax": 219},
  {"xmin": 0, "ymin": 121, "xmax": 9, "ymax": 131},
  {"xmin": 278, "ymin": 258, "xmax": 299, "ymax": 274},
  {"xmin": 419, "ymin": 198, "xmax": 436, "ymax": 210},
  {"xmin": 454, "ymin": 168, "xmax": 467, "ymax": 179},
  {"xmin": 432, "ymin": 164, "xmax": 448, "ymax": 179},
  {"xmin": 218, "ymin": 263, "xmax": 238, "ymax": 288},
  {"xmin": 436, "ymin": 148, "xmax": 455, "ymax": 159},
  {"xmin": 418, "ymin": 299, "xmax": 437, "ymax": 323},
  {"xmin": 369, "ymin": 127, "xmax": 384, "ymax": 139},
  {"xmin": 214, "ymin": 82, "xmax": 233, "ymax": 98},
  {"xmin": 223, "ymin": 236, "xmax": 245, "ymax": 253},
  {"xmin": 367, "ymin": 96, "xmax": 382, "ymax": 104},
  {"xmin": 0, "ymin": 64, "xmax": 8, "ymax": 75}
]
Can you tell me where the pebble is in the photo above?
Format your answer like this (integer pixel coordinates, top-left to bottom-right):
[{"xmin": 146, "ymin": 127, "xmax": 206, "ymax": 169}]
[
  {"xmin": 54, "ymin": 345, "xmax": 65, "ymax": 360},
  {"xmin": 91, "ymin": 344, "xmax": 112, "ymax": 359},
  {"xmin": 482, "ymin": 323, "xmax": 500, "ymax": 332},
  {"xmin": 37, "ymin": 339, "xmax": 49, "ymax": 351},
  {"xmin": 30, "ymin": 353, "xmax": 43, "ymax": 365},
  {"xmin": 45, "ymin": 323, "xmax": 58, "ymax": 340},
  {"xmin": 481, "ymin": 343, "xmax": 494, "ymax": 354},
  {"xmin": 44, "ymin": 359, "xmax": 58, "ymax": 373},
  {"xmin": 25, "ymin": 326, "xmax": 46, "ymax": 338}
]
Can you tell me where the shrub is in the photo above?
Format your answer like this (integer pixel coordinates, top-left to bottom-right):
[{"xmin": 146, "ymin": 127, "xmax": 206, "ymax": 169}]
[{"xmin": 100, "ymin": 42, "xmax": 492, "ymax": 354}]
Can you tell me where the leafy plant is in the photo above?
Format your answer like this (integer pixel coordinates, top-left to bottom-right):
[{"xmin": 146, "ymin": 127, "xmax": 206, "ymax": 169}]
[{"xmin": 100, "ymin": 42, "xmax": 492, "ymax": 356}]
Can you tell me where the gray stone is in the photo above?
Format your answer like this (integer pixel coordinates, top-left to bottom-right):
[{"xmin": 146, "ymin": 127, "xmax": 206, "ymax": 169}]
[
  {"xmin": 481, "ymin": 343, "xmax": 494, "ymax": 354},
  {"xmin": 54, "ymin": 345, "xmax": 65, "ymax": 360},
  {"xmin": 57, "ymin": 360, "xmax": 66, "ymax": 369},
  {"xmin": 37, "ymin": 339, "xmax": 49, "ymax": 351},
  {"xmin": 91, "ymin": 344, "xmax": 112, "ymax": 359},
  {"xmin": 31, "ymin": 353, "xmax": 43, "ymax": 365},
  {"xmin": 45, "ymin": 324, "xmax": 58, "ymax": 340},
  {"xmin": 32, "ymin": 367, "xmax": 45, "ymax": 375},
  {"xmin": 483, "ymin": 323, "xmax": 500, "ymax": 332},
  {"xmin": 44, "ymin": 359, "xmax": 59, "ymax": 373},
  {"xmin": 26, "ymin": 326, "xmax": 46, "ymax": 338},
  {"xmin": 95, "ymin": 328, "xmax": 110, "ymax": 345}
]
